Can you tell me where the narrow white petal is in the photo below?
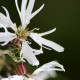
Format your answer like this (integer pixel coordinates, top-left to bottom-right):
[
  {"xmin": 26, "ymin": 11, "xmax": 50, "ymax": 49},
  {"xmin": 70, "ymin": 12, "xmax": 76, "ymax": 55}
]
[
  {"xmin": 34, "ymin": 71, "xmax": 56, "ymax": 80},
  {"xmin": 29, "ymin": 4, "xmax": 44, "ymax": 20},
  {"xmin": 15, "ymin": 0, "xmax": 21, "ymax": 19},
  {"xmin": 30, "ymin": 33, "xmax": 42, "ymax": 46},
  {"xmin": 39, "ymin": 28, "xmax": 56, "ymax": 36},
  {"xmin": 48, "ymin": 68, "xmax": 65, "ymax": 71},
  {"xmin": 0, "ymin": 7, "xmax": 17, "ymax": 31},
  {"xmin": 0, "ymin": 19, "xmax": 10, "ymax": 28},
  {"xmin": 42, "ymin": 45, "xmax": 52, "ymax": 50},
  {"xmin": 0, "ymin": 19, "xmax": 17, "ymax": 32},
  {"xmin": 0, "ymin": 23, "xmax": 8, "ymax": 32},
  {"xmin": 21, "ymin": 41, "xmax": 39, "ymax": 66},
  {"xmin": 0, "ymin": 32, "xmax": 16, "ymax": 46},
  {"xmin": 1, "ymin": 34, "xmax": 16, "ymax": 46},
  {"xmin": 30, "ymin": 33, "xmax": 64, "ymax": 52},
  {"xmin": 21, "ymin": 0, "xmax": 28, "ymax": 27},
  {"xmin": 26, "ymin": 0, "xmax": 35, "ymax": 16},
  {"xmin": 0, "ymin": 12, "xmax": 7, "ymax": 21},
  {"xmin": 30, "ymin": 33, "xmax": 43, "ymax": 55},
  {"xmin": 45, "ymin": 61, "xmax": 65, "ymax": 72},
  {"xmin": 21, "ymin": 0, "xmax": 28, "ymax": 16},
  {"xmin": 33, "ymin": 61, "xmax": 65, "ymax": 75},
  {"xmin": 22, "ymin": 0, "xmax": 36, "ymax": 29},
  {"xmin": 20, "ymin": 48, "xmax": 23, "ymax": 57},
  {"xmin": 2, "ymin": 6, "xmax": 10, "ymax": 18},
  {"xmin": 40, "ymin": 37, "xmax": 64, "ymax": 52},
  {"xmin": 32, "ymin": 47, "xmax": 43, "ymax": 55},
  {"xmin": 15, "ymin": 0, "xmax": 44, "ymax": 30},
  {"xmin": 1, "ymin": 41, "xmax": 9, "ymax": 46}
]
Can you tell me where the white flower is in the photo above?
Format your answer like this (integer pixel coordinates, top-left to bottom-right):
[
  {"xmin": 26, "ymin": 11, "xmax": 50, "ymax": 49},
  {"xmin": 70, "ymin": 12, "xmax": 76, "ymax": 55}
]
[
  {"xmin": 0, "ymin": 0, "xmax": 64, "ymax": 66},
  {"xmin": 32, "ymin": 61, "xmax": 65, "ymax": 80},
  {"xmin": 15, "ymin": 0, "xmax": 44, "ymax": 30},
  {"xmin": 1, "ymin": 75, "xmax": 26, "ymax": 80},
  {"xmin": 1, "ymin": 61, "xmax": 65, "ymax": 80},
  {"xmin": 1, "ymin": 76, "xmax": 33, "ymax": 80}
]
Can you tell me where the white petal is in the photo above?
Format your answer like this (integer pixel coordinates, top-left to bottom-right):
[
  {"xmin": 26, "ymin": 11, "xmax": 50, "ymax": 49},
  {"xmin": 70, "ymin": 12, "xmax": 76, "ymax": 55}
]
[
  {"xmin": 33, "ymin": 61, "xmax": 65, "ymax": 75},
  {"xmin": 30, "ymin": 33, "xmax": 64, "ymax": 52},
  {"xmin": 28, "ymin": 78, "xmax": 34, "ymax": 80},
  {"xmin": 1, "ymin": 78, "xmax": 8, "ymax": 80},
  {"xmin": 20, "ymin": 47, "xmax": 23, "ymax": 57},
  {"xmin": 15, "ymin": 0, "xmax": 44, "ymax": 30},
  {"xmin": 25, "ymin": 2, "xmax": 44, "ymax": 29},
  {"xmin": 0, "ymin": 12, "xmax": 7, "ymax": 21},
  {"xmin": 1, "ymin": 41, "xmax": 10, "ymax": 46},
  {"xmin": 15, "ymin": 0, "xmax": 28, "ymax": 29},
  {"xmin": 0, "ymin": 19, "xmax": 11, "ymax": 28},
  {"xmin": 0, "ymin": 32, "xmax": 16, "ymax": 42},
  {"xmin": 26, "ymin": 0, "xmax": 35, "ymax": 16},
  {"xmin": 0, "ymin": 7, "xmax": 17, "ymax": 31},
  {"xmin": 39, "ymin": 28, "xmax": 56, "ymax": 36},
  {"xmin": 0, "ymin": 19, "xmax": 17, "ymax": 32},
  {"xmin": 21, "ymin": 0, "xmax": 28, "ymax": 27},
  {"xmin": 29, "ymin": 4, "xmax": 44, "ymax": 20},
  {"xmin": 21, "ymin": 0, "xmax": 28, "ymax": 16},
  {"xmin": 30, "ymin": 33, "xmax": 42, "ymax": 46},
  {"xmin": 2, "ymin": 6, "xmax": 10, "ymax": 18},
  {"xmin": 32, "ymin": 47, "xmax": 43, "ymax": 55},
  {"xmin": 21, "ymin": 41, "xmax": 39, "ymax": 66},
  {"xmin": 40, "ymin": 37, "xmax": 64, "ymax": 52},
  {"xmin": 42, "ymin": 45, "xmax": 52, "ymax": 50},
  {"xmin": 33, "ymin": 71, "xmax": 56, "ymax": 80},
  {"xmin": 1, "ymin": 75, "xmax": 27, "ymax": 80},
  {"xmin": 15, "ymin": 0, "xmax": 21, "ymax": 19},
  {"xmin": 0, "ymin": 31, "xmax": 16, "ymax": 46},
  {"xmin": 30, "ymin": 33, "xmax": 43, "ymax": 55},
  {"xmin": 0, "ymin": 23, "xmax": 8, "ymax": 32},
  {"xmin": 22, "ymin": 0, "xmax": 35, "ymax": 29}
]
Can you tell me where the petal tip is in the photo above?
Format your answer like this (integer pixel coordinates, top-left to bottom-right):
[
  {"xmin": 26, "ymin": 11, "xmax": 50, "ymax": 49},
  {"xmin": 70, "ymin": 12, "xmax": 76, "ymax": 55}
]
[
  {"xmin": 62, "ymin": 66, "xmax": 65, "ymax": 72},
  {"xmin": 58, "ymin": 47, "xmax": 64, "ymax": 52},
  {"xmin": 32, "ymin": 61, "xmax": 40, "ymax": 66},
  {"xmin": 54, "ymin": 28, "xmax": 56, "ymax": 31},
  {"xmin": 42, "ymin": 4, "xmax": 45, "ymax": 7},
  {"xmin": 63, "ymin": 69, "xmax": 65, "ymax": 72}
]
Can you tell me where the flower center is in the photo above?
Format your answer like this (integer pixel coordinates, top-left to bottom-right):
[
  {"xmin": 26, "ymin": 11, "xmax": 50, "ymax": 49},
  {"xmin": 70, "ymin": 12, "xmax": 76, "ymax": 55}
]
[{"xmin": 16, "ymin": 26, "xmax": 29, "ymax": 40}]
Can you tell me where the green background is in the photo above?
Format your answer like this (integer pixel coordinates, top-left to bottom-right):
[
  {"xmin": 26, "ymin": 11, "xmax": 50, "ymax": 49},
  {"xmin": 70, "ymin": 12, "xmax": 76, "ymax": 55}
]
[{"xmin": 0, "ymin": 0, "xmax": 80, "ymax": 80}]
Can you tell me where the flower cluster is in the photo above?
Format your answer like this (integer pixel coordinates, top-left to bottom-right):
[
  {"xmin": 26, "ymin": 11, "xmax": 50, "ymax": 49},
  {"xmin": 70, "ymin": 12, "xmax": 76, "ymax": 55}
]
[
  {"xmin": 2, "ymin": 61, "xmax": 65, "ymax": 80},
  {"xmin": 0, "ymin": 0, "xmax": 65, "ymax": 80}
]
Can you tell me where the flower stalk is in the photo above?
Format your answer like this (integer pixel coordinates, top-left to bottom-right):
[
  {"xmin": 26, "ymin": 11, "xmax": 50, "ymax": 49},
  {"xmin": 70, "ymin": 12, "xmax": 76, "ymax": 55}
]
[{"xmin": 14, "ymin": 64, "xmax": 29, "ymax": 78}]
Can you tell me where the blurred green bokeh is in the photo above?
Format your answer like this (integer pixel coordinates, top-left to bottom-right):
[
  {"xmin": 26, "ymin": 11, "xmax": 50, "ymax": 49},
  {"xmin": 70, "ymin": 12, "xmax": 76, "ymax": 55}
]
[{"xmin": 0, "ymin": 0, "xmax": 80, "ymax": 80}]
